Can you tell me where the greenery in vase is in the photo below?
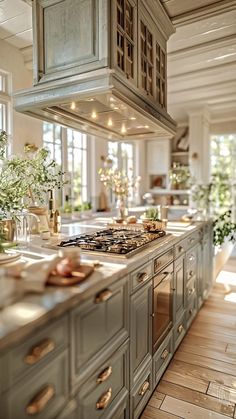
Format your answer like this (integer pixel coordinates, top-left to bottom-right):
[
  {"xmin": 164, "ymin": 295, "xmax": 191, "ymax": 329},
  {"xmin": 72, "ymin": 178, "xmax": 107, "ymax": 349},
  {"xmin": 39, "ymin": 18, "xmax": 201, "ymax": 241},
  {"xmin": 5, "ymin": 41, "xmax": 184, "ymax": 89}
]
[
  {"xmin": 0, "ymin": 131, "xmax": 66, "ymax": 217},
  {"xmin": 143, "ymin": 207, "xmax": 161, "ymax": 221},
  {"xmin": 169, "ymin": 164, "xmax": 191, "ymax": 188},
  {"xmin": 213, "ymin": 210, "xmax": 236, "ymax": 246}
]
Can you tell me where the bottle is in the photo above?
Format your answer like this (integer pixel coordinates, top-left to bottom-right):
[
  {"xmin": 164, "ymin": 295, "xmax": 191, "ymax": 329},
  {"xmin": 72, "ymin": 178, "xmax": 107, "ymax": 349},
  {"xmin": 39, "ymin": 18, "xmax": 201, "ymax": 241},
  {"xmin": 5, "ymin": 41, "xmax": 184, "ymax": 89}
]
[
  {"xmin": 54, "ymin": 209, "xmax": 61, "ymax": 234},
  {"xmin": 48, "ymin": 190, "xmax": 55, "ymax": 234}
]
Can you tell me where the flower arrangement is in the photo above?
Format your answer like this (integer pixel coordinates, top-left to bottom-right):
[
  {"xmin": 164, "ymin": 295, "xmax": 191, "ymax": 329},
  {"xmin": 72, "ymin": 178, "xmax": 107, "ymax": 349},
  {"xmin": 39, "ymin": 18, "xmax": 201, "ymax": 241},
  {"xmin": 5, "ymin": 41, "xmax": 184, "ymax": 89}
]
[{"xmin": 0, "ymin": 131, "xmax": 66, "ymax": 218}]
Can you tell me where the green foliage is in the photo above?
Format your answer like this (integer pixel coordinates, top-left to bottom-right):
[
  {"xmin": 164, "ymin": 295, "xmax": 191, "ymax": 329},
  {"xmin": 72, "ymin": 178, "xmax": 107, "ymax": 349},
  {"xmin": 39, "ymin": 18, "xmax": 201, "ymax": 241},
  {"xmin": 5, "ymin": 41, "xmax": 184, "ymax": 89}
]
[
  {"xmin": 169, "ymin": 164, "xmax": 191, "ymax": 188},
  {"xmin": 0, "ymin": 131, "xmax": 67, "ymax": 217},
  {"xmin": 144, "ymin": 207, "xmax": 161, "ymax": 221},
  {"xmin": 213, "ymin": 210, "xmax": 236, "ymax": 246}
]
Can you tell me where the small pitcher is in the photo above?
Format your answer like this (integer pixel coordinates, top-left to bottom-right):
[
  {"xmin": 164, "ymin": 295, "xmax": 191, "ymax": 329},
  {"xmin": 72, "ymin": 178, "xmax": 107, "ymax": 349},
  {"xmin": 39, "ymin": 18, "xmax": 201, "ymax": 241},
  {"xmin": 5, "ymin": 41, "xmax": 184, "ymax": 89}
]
[{"xmin": 15, "ymin": 210, "xmax": 40, "ymax": 248}]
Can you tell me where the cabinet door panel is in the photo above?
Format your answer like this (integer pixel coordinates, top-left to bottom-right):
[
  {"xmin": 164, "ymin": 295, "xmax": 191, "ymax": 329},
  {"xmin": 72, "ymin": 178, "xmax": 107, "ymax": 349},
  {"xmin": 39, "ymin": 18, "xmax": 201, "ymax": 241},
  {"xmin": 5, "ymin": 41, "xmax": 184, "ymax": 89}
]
[
  {"xmin": 71, "ymin": 277, "xmax": 128, "ymax": 387},
  {"xmin": 174, "ymin": 255, "xmax": 185, "ymax": 321},
  {"xmin": 130, "ymin": 280, "xmax": 152, "ymax": 385}
]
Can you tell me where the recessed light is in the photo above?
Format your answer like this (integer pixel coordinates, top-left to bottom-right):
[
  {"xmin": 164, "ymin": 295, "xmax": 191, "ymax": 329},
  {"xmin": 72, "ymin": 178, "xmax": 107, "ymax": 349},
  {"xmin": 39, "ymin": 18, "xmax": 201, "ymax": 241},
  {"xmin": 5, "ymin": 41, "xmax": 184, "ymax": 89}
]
[
  {"xmin": 110, "ymin": 97, "xmax": 116, "ymax": 102},
  {"xmin": 130, "ymin": 117, "xmax": 136, "ymax": 120},
  {"xmin": 145, "ymin": 125, "xmax": 149, "ymax": 129},
  {"xmin": 108, "ymin": 118, "xmax": 113, "ymax": 127},
  {"xmin": 91, "ymin": 111, "xmax": 97, "ymax": 119},
  {"xmin": 121, "ymin": 124, "xmax": 126, "ymax": 134},
  {"xmin": 114, "ymin": 106, "xmax": 119, "ymax": 110},
  {"xmin": 87, "ymin": 98, "xmax": 94, "ymax": 102},
  {"xmin": 70, "ymin": 102, "xmax": 76, "ymax": 110}
]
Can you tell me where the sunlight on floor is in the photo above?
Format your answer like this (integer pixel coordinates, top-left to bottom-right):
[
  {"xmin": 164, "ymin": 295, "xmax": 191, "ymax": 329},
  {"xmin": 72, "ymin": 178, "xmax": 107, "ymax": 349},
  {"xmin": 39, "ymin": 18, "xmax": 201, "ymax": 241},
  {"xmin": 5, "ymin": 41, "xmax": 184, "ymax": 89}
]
[
  {"xmin": 216, "ymin": 270, "xmax": 236, "ymax": 286},
  {"xmin": 224, "ymin": 292, "xmax": 236, "ymax": 303}
]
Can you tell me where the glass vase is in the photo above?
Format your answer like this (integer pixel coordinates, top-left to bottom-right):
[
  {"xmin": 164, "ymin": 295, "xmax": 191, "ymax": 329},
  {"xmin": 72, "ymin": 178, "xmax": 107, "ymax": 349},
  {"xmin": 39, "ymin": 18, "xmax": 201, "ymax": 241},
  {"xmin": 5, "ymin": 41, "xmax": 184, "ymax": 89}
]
[{"xmin": 116, "ymin": 196, "xmax": 128, "ymax": 220}]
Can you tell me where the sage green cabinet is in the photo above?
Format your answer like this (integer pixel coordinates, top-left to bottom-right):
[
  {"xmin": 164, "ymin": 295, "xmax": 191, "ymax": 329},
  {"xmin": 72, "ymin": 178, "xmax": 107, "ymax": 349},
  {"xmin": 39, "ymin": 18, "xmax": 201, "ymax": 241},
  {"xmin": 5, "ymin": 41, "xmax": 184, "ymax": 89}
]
[
  {"xmin": 76, "ymin": 340, "xmax": 129, "ymax": 419},
  {"xmin": 173, "ymin": 255, "xmax": 185, "ymax": 322},
  {"xmin": 130, "ymin": 279, "xmax": 152, "ymax": 387},
  {"xmin": 130, "ymin": 361, "xmax": 153, "ymax": 419},
  {"xmin": 70, "ymin": 276, "xmax": 128, "ymax": 388}
]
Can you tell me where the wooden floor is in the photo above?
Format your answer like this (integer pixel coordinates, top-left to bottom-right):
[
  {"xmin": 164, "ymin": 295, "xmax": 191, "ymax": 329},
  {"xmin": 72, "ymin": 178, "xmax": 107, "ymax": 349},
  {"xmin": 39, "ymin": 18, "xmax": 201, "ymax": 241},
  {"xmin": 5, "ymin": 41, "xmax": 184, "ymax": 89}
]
[{"xmin": 141, "ymin": 257, "xmax": 236, "ymax": 419}]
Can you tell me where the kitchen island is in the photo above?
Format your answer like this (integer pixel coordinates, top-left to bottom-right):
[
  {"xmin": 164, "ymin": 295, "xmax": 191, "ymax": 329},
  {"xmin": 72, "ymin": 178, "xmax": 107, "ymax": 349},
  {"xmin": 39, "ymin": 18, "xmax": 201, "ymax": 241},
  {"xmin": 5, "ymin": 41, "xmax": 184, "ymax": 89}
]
[{"xmin": 0, "ymin": 220, "xmax": 213, "ymax": 419}]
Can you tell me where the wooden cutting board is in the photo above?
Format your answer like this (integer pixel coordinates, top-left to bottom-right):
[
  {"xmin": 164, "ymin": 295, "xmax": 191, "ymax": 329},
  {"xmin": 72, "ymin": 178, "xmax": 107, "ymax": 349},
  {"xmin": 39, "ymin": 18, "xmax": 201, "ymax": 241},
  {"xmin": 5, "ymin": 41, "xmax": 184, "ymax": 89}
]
[{"xmin": 47, "ymin": 264, "xmax": 94, "ymax": 286}]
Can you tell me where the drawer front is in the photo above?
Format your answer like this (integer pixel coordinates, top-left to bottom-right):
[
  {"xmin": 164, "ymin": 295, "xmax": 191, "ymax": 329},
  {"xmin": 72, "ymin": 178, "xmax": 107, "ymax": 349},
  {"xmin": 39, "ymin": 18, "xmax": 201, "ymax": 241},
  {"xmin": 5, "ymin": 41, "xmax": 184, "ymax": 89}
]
[
  {"xmin": 6, "ymin": 315, "xmax": 68, "ymax": 391},
  {"xmin": 174, "ymin": 239, "xmax": 186, "ymax": 259},
  {"xmin": 185, "ymin": 230, "xmax": 201, "ymax": 250},
  {"xmin": 186, "ymin": 276, "xmax": 197, "ymax": 304},
  {"xmin": 173, "ymin": 311, "xmax": 186, "ymax": 351},
  {"xmin": 131, "ymin": 362, "xmax": 152, "ymax": 419},
  {"xmin": 153, "ymin": 330, "xmax": 173, "ymax": 387},
  {"xmin": 77, "ymin": 341, "xmax": 129, "ymax": 419},
  {"xmin": 154, "ymin": 248, "xmax": 174, "ymax": 274},
  {"xmin": 186, "ymin": 247, "xmax": 198, "ymax": 280},
  {"xmin": 71, "ymin": 276, "xmax": 128, "ymax": 384},
  {"xmin": 131, "ymin": 261, "xmax": 152, "ymax": 293},
  {"xmin": 186, "ymin": 294, "xmax": 197, "ymax": 329},
  {"xmin": 57, "ymin": 400, "xmax": 77, "ymax": 419},
  {"xmin": 5, "ymin": 350, "xmax": 69, "ymax": 419}
]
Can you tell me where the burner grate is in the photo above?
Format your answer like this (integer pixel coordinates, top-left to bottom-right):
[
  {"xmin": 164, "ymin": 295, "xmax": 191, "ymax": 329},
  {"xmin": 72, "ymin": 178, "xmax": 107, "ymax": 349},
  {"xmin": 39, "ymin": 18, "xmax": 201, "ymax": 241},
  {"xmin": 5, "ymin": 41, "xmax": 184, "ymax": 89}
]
[{"xmin": 59, "ymin": 228, "xmax": 166, "ymax": 256}]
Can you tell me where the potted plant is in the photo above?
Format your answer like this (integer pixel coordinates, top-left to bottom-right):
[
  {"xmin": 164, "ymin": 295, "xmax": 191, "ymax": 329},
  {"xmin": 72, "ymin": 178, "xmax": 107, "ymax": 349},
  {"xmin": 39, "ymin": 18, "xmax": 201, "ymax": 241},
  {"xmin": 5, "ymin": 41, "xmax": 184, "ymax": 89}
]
[
  {"xmin": 0, "ymin": 131, "xmax": 66, "ymax": 239},
  {"xmin": 141, "ymin": 207, "xmax": 166, "ymax": 231}
]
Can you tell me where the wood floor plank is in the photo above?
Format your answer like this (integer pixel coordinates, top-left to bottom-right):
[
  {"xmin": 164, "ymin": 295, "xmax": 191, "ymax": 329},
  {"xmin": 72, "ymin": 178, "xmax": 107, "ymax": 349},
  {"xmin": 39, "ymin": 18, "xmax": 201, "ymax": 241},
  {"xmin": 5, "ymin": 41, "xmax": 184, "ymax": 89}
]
[
  {"xmin": 141, "ymin": 405, "xmax": 183, "ymax": 419},
  {"xmin": 226, "ymin": 344, "xmax": 236, "ymax": 355},
  {"xmin": 187, "ymin": 326, "xmax": 236, "ymax": 345},
  {"xmin": 162, "ymin": 360, "xmax": 208, "ymax": 393},
  {"xmin": 196, "ymin": 311, "xmax": 236, "ymax": 328},
  {"xmin": 182, "ymin": 334, "xmax": 227, "ymax": 352},
  {"xmin": 174, "ymin": 351, "xmax": 236, "ymax": 376},
  {"xmin": 179, "ymin": 342, "xmax": 236, "ymax": 365},
  {"xmin": 157, "ymin": 381, "xmax": 235, "ymax": 417},
  {"xmin": 165, "ymin": 359, "xmax": 236, "ymax": 390},
  {"xmin": 160, "ymin": 396, "xmax": 231, "ymax": 419},
  {"xmin": 208, "ymin": 382, "xmax": 236, "ymax": 403}
]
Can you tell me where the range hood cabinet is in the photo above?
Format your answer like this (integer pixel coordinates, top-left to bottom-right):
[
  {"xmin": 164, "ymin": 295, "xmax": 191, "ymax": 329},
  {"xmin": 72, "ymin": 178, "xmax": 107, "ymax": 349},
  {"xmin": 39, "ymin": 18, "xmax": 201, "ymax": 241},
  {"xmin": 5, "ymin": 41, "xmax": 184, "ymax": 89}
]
[{"xmin": 14, "ymin": 0, "xmax": 176, "ymax": 139}]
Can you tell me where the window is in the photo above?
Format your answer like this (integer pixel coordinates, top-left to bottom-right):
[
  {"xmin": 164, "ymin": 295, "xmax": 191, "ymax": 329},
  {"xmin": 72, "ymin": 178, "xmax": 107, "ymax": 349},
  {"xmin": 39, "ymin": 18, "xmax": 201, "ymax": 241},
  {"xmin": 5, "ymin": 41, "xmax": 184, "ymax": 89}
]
[
  {"xmin": 0, "ymin": 71, "xmax": 11, "ymax": 154},
  {"xmin": 210, "ymin": 133, "xmax": 236, "ymax": 212},
  {"xmin": 43, "ymin": 123, "xmax": 89, "ymax": 207},
  {"xmin": 108, "ymin": 141, "xmax": 135, "ymax": 204}
]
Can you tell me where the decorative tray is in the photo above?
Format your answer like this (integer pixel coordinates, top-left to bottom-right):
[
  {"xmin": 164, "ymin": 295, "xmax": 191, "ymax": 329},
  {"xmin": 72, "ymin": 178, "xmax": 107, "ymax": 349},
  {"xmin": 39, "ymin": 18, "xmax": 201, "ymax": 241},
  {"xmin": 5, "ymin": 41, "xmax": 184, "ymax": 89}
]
[{"xmin": 47, "ymin": 264, "xmax": 94, "ymax": 286}]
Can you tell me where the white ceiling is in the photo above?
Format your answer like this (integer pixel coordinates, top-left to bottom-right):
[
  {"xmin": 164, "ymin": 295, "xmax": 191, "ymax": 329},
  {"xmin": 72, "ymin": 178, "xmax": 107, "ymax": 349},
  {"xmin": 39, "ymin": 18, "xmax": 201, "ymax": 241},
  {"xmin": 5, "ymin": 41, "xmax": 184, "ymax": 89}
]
[{"xmin": 1, "ymin": 0, "xmax": 236, "ymax": 124}]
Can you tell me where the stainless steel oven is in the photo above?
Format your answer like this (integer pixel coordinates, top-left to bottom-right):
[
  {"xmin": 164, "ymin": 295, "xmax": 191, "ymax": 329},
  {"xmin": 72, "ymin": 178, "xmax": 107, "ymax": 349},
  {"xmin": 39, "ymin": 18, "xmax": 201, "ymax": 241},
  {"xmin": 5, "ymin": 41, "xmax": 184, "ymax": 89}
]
[{"xmin": 153, "ymin": 262, "xmax": 174, "ymax": 354}]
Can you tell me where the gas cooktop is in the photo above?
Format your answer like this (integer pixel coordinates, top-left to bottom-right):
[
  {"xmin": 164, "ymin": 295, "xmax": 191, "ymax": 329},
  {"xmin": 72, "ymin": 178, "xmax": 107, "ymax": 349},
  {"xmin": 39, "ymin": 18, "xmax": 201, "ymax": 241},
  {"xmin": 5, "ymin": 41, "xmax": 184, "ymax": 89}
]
[{"xmin": 59, "ymin": 228, "xmax": 166, "ymax": 258}]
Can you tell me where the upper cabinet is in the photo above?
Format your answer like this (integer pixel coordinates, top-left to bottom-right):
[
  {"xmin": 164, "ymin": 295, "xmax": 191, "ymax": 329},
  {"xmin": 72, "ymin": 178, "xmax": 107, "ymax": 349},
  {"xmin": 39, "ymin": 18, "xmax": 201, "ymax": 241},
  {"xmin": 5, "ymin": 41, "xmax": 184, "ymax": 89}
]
[{"xmin": 15, "ymin": 0, "xmax": 176, "ymax": 140}]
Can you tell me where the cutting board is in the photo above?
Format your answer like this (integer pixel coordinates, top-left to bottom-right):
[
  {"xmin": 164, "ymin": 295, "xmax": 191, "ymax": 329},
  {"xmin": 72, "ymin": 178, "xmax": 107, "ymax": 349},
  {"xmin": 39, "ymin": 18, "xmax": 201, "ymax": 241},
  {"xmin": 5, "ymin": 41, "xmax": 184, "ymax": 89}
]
[{"xmin": 47, "ymin": 264, "xmax": 94, "ymax": 286}]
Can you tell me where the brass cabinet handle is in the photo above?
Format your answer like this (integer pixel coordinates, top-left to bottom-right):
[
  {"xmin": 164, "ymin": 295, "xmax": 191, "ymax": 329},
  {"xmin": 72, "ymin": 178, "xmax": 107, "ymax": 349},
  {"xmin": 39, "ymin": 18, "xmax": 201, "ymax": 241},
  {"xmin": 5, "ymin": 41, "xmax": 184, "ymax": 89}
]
[
  {"xmin": 189, "ymin": 270, "xmax": 194, "ymax": 278},
  {"xmin": 188, "ymin": 288, "xmax": 194, "ymax": 296},
  {"xmin": 137, "ymin": 272, "xmax": 149, "ymax": 282},
  {"xmin": 161, "ymin": 349, "xmax": 169, "ymax": 360},
  {"xmin": 96, "ymin": 388, "xmax": 112, "ymax": 410},
  {"xmin": 189, "ymin": 255, "xmax": 195, "ymax": 261},
  {"xmin": 139, "ymin": 380, "xmax": 150, "ymax": 396},
  {"xmin": 178, "ymin": 324, "xmax": 183, "ymax": 334},
  {"xmin": 26, "ymin": 384, "xmax": 55, "ymax": 415},
  {"xmin": 188, "ymin": 238, "xmax": 194, "ymax": 244},
  {"xmin": 95, "ymin": 289, "xmax": 112, "ymax": 303},
  {"xmin": 189, "ymin": 308, "xmax": 193, "ymax": 315},
  {"xmin": 97, "ymin": 366, "xmax": 112, "ymax": 384},
  {"xmin": 178, "ymin": 245, "xmax": 184, "ymax": 253},
  {"xmin": 24, "ymin": 339, "xmax": 55, "ymax": 365}
]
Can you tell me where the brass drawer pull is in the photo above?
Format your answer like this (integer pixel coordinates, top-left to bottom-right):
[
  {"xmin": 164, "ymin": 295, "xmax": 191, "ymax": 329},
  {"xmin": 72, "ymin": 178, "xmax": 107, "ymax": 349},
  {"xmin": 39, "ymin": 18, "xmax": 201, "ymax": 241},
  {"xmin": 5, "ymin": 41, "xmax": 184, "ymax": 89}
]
[
  {"xmin": 189, "ymin": 270, "xmax": 194, "ymax": 278},
  {"xmin": 188, "ymin": 238, "xmax": 194, "ymax": 244},
  {"xmin": 26, "ymin": 384, "xmax": 55, "ymax": 415},
  {"xmin": 96, "ymin": 388, "xmax": 112, "ymax": 410},
  {"xmin": 189, "ymin": 255, "xmax": 195, "ymax": 261},
  {"xmin": 178, "ymin": 245, "xmax": 184, "ymax": 253},
  {"xmin": 24, "ymin": 339, "xmax": 55, "ymax": 365},
  {"xmin": 97, "ymin": 366, "xmax": 112, "ymax": 384},
  {"xmin": 189, "ymin": 308, "xmax": 193, "ymax": 315},
  {"xmin": 188, "ymin": 288, "xmax": 194, "ymax": 296},
  {"xmin": 139, "ymin": 380, "xmax": 150, "ymax": 396},
  {"xmin": 137, "ymin": 272, "xmax": 149, "ymax": 282},
  {"xmin": 95, "ymin": 289, "xmax": 112, "ymax": 303},
  {"xmin": 161, "ymin": 349, "xmax": 169, "ymax": 360},
  {"xmin": 178, "ymin": 324, "xmax": 183, "ymax": 334}
]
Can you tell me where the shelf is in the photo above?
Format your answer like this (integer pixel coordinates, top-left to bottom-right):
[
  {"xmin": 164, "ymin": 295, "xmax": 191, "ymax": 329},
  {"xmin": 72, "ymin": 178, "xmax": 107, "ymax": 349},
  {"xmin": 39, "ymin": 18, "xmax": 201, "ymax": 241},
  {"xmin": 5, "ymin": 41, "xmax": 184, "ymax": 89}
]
[
  {"xmin": 171, "ymin": 151, "xmax": 189, "ymax": 156},
  {"xmin": 149, "ymin": 189, "xmax": 190, "ymax": 195}
]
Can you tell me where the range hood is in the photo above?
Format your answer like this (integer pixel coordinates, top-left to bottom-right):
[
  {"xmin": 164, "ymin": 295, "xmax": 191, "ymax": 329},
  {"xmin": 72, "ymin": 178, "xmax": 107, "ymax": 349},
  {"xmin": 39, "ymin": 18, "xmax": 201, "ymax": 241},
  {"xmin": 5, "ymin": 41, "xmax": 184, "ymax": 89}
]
[{"xmin": 14, "ymin": 0, "xmax": 176, "ymax": 140}]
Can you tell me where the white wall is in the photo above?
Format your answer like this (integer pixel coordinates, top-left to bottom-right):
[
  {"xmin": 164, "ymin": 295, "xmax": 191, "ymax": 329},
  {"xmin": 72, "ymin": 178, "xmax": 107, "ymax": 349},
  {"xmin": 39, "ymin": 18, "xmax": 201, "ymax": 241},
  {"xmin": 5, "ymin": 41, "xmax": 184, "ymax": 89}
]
[{"xmin": 0, "ymin": 39, "xmax": 43, "ymax": 153}]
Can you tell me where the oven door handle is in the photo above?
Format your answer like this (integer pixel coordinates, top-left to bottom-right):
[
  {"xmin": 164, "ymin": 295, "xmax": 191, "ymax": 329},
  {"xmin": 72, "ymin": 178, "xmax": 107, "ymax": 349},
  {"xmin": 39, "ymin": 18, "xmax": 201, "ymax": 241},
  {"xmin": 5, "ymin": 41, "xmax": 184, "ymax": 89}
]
[{"xmin": 161, "ymin": 271, "xmax": 172, "ymax": 283}]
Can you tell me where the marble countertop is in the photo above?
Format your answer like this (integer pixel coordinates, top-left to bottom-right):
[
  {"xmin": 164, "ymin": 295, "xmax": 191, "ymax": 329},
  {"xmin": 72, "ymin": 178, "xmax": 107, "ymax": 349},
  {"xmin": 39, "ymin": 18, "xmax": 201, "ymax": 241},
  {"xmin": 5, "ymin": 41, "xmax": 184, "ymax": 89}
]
[{"xmin": 0, "ymin": 218, "xmax": 199, "ymax": 351}]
